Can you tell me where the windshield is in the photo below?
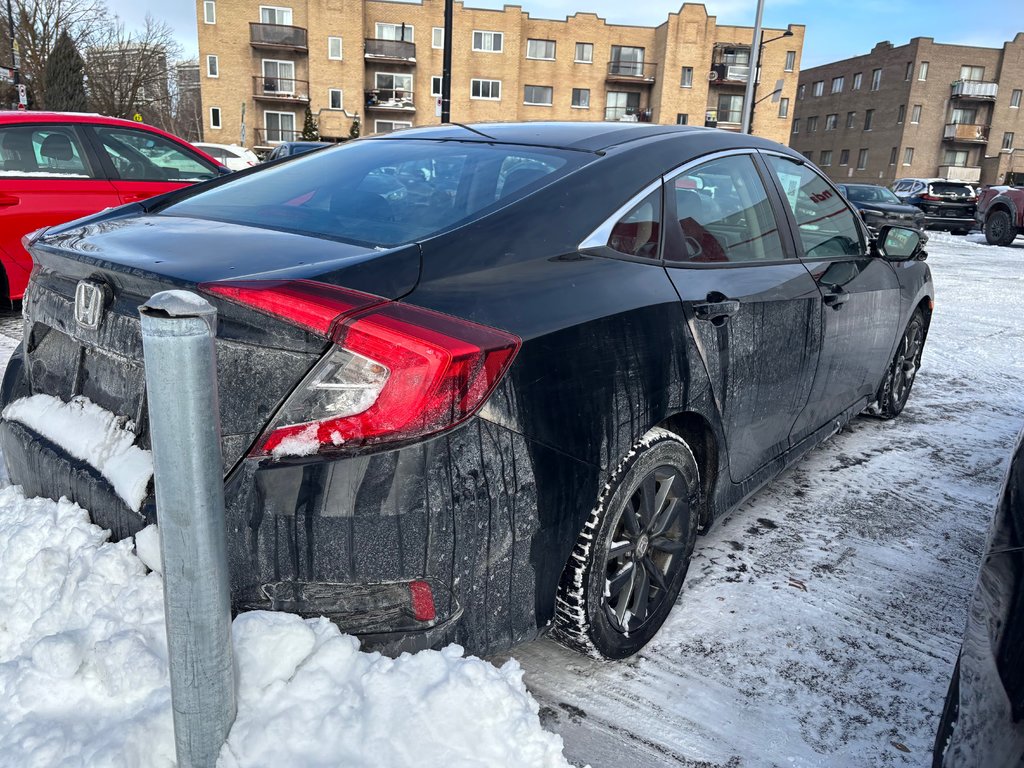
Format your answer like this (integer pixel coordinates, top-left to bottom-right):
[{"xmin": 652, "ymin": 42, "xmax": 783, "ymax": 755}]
[
  {"xmin": 845, "ymin": 185, "xmax": 901, "ymax": 204},
  {"xmin": 160, "ymin": 139, "xmax": 589, "ymax": 246}
]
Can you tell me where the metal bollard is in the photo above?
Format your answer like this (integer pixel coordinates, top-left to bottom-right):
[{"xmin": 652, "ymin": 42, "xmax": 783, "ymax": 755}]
[{"xmin": 140, "ymin": 291, "xmax": 236, "ymax": 768}]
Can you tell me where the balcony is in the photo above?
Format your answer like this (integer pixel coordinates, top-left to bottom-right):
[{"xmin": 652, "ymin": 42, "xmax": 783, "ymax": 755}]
[
  {"xmin": 249, "ymin": 23, "xmax": 308, "ymax": 52},
  {"xmin": 252, "ymin": 76, "xmax": 310, "ymax": 103},
  {"xmin": 937, "ymin": 165, "xmax": 981, "ymax": 183},
  {"xmin": 364, "ymin": 38, "xmax": 416, "ymax": 63},
  {"xmin": 606, "ymin": 61, "xmax": 656, "ymax": 84},
  {"xmin": 364, "ymin": 89, "xmax": 415, "ymax": 111},
  {"xmin": 943, "ymin": 123, "xmax": 990, "ymax": 143},
  {"xmin": 951, "ymin": 80, "xmax": 998, "ymax": 100},
  {"xmin": 604, "ymin": 107, "xmax": 652, "ymax": 122},
  {"xmin": 254, "ymin": 128, "xmax": 302, "ymax": 145},
  {"xmin": 710, "ymin": 63, "xmax": 750, "ymax": 84}
]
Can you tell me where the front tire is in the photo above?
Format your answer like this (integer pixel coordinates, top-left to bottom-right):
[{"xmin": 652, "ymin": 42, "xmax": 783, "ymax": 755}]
[
  {"xmin": 876, "ymin": 309, "xmax": 926, "ymax": 419},
  {"xmin": 984, "ymin": 209, "xmax": 1017, "ymax": 246},
  {"xmin": 552, "ymin": 428, "xmax": 700, "ymax": 659}
]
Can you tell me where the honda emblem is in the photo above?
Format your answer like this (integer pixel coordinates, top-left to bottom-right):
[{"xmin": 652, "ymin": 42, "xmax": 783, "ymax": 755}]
[{"xmin": 74, "ymin": 281, "xmax": 105, "ymax": 330}]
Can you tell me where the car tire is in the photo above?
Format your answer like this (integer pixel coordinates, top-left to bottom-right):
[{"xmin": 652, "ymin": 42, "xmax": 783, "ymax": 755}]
[
  {"xmin": 875, "ymin": 309, "xmax": 926, "ymax": 419},
  {"xmin": 984, "ymin": 210, "xmax": 1017, "ymax": 246},
  {"xmin": 552, "ymin": 427, "xmax": 700, "ymax": 659}
]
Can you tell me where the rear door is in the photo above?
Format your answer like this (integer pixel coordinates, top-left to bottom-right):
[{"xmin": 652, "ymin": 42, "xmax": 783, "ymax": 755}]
[
  {"xmin": 761, "ymin": 152, "xmax": 902, "ymax": 443},
  {"xmin": 662, "ymin": 150, "xmax": 822, "ymax": 482}
]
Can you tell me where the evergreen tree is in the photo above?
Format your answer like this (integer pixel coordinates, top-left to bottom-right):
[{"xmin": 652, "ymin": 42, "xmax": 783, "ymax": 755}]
[
  {"xmin": 348, "ymin": 116, "xmax": 360, "ymax": 140},
  {"xmin": 301, "ymin": 107, "xmax": 320, "ymax": 140},
  {"xmin": 44, "ymin": 31, "xmax": 88, "ymax": 112}
]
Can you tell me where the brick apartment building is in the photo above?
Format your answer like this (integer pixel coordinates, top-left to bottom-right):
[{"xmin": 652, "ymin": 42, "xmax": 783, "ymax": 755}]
[
  {"xmin": 790, "ymin": 34, "xmax": 1024, "ymax": 187},
  {"xmin": 195, "ymin": 0, "xmax": 804, "ymax": 148}
]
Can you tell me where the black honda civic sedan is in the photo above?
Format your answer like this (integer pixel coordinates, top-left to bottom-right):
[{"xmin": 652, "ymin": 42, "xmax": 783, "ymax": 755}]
[{"xmin": 0, "ymin": 123, "xmax": 933, "ymax": 659}]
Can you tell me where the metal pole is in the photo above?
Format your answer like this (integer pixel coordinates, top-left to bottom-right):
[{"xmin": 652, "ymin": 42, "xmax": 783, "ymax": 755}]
[
  {"xmin": 140, "ymin": 291, "xmax": 236, "ymax": 768},
  {"xmin": 440, "ymin": 0, "xmax": 452, "ymax": 122},
  {"xmin": 740, "ymin": 0, "xmax": 765, "ymax": 134},
  {"xmin": 6, "ymin": 0, "xmax": 18, "ymax": 86}
]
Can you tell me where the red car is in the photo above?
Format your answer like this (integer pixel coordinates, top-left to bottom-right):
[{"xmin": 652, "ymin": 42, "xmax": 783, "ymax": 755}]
[{"xmin": 0, "ymin": 112, "xmax": 226, "ymax": 302}]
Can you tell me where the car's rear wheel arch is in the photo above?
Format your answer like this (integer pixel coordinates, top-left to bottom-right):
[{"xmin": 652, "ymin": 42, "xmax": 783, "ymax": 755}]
[{"xmin": 657, "ymin": 411, "xmax": 718, "ymax": 530}]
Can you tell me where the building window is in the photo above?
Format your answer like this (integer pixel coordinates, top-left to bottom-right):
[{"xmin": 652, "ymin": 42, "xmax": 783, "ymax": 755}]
[
  {"xmin": 852, "ymin": 72, "xmax": 862, "ymax": 90},
  {"xmin": 792, "ymin": 118, "xmax": 799, "ymax": 134},
  {"xmin": 209, "ymin": 106, "xmax": 221, "ymax": 129},
  {"xmin": 825, "ymin": 113, "xmax": 837, "ymax": 131},
  {"xmin": 831, "ymin": 76, "xmax": 844, "ymax": 94},
  {"xmin": 951, "ymin": 107, "xmax": 977, "ymax": 125},
  {"xmin": 470, "ymin": 78, "xmax": 500, "ymax": 99},
  {"xmin": 606, "ymin": 91, "xmax": 641, "ymax": 121},
  {"xmin": 526, "ymin": 39, "xmax": 555, "ymax": 60},
  {"xmin": 905, "ymin": 61, "xmax": 912, "ymax": 80},
  {"xmin": 472, "ymin": 31, "xmax": 503, "ymax": 52},
  {"xmin": 328, "ymin": 37, "xmax": 342, "ymax": 60},
  {"xmin": 889, "ymin": 147, "xmax": 898, "ymax": 165},
  {"xmin": 375, "ymin": 120, "xmax": 412, "ymax": 134},
  {"xmin": 262, "ymin": 59, "xmax": 295, "ymax": 94},
  {"xmin": 432, "ymin": 27, "xmax": 444, "ymax": 48},
  {"xmin": 206, "ymin": 55, "xmax": 218, "ymax": 77},
  {"xmin": 376, "ymin": 23, "xmax": 413, "ymax": 42},
  {"xmin": 260, "ymin": 6, "xmax": 292, "ymax": 25},
  {"xmin": 1004, "ymin": 132, "xmax": 1016, "ymax": 150},
  {"xmin": 524, "ymin": 85, "xmax": 553, "ymax": 105},
  {"xmin": 839, "ymin": 148, "xmax": 849, "ymax": 166},
  {"xmin": 676, "ymin": 113, "xmax": 688, "ymax": 125},
  {"xmin": 797, "ymin": 84, "xmax": 805, "ymax": 100},
  {"xmin": 1011, "ymin": 89, "xmax": 1022, "ymax": 108},
  {"xmin": 812, "ymin": 80, "xmax": 824, "ymax": 97},
  {"xmin": 903, "ymin": 147, "xmax": 914, "ymax": 165},
  {"xmin": 960, "ymin": 65, "xmax": 984, "ymax": 81},
  {"xmin": 918, "ymin": 61, "xmax": 929, "ymax": 81},
  {"xmin": 375, "ymin": 71, "xmax": 412, "ymax": 98},
  {"xmin": 896, "ymin": 104, "xmax": 905, "ymax": 124},
  {"xmin": 264, "ymin": 111, "xmax": 295, "ymax": 143},
  {"xmin": 778, "ymin": 97, "xmax": 789, "ymax": 118},
  {"xmin": 806, "ymin": 115, "xmax": 818, "ymax": 132},
  {"xmin": 575, "ymin": 42, "xmax": 593, "ymax": 63},
  {"xmin": 820, "ymin": 150, "xmax": 832, "ymax": 166},
  {"xmin": 857, "ymin": 148, "xmax": 868, "ymax": 170},
  {"xmin": 864, "ymin": 109, "xmax": 874, "ymax": 130},
  {"xmin": 328, "ymin": 88, "xmax": 342, "ymax": 110},
  {"xmin": 203, "ymin": 0, "xmax": 215, "ymax": 23},
  {"xmin": 911, "ymin": 104, "xmax": 922, "ymax": 123},
  {"xmin": 870, "ymin": 68, "xmax": 882, "ymax": 91},
  {"xmin": 431, "ymin": 76, "xmax": 442, "ymax": 96},
  {"xmin": 610, "ymin": 46, "xmax": 645, "ymax": 77},
  {"xmin": 803, "ymin": 150, "xmax": 813, "ymax": 162},
  {"xmin": 846, "ymin": 111, "xmax": 856, "ymax": 128},
  {"xmin": 571, "ymin": 88, "xmax": 590, "ymax": 108},
  {"xmin": 680, "ymin": 67, "xmax": 693, "ymax": 88},
  {"xmin": 943, "ymin": 149, "xmax": 969, "ymax": 167},
  {"xmin": 784, "ymin": 50, "xmax": 795, "ymax": 71}
]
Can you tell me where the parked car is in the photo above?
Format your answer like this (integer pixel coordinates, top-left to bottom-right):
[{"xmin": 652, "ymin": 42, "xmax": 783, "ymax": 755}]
[
  {"xmin": 262, "ymin": 141, "xmax": 333, "ymax": 162},
  {"xmin": 0, "ymin": 123, "xmax": 933, "ymax": 659},
  {"xmin": 975, "ymin": 185, "xmax": 1024, "ymax": 246},
  {"xmin": 933, "ymin": 425, "xmax": 1024, "ymax": 766},
  {"xmin": 0, "ymin": 112, "xmax": 226, "ymax": 304},
  {"xmin": 193, "ymin": 142, "xmax": 260, "ymax": 171},
  {"xmin": 838, "ymin": 183, "xmax": 926, "ymax": 233},
  {"xmin": 891, "ymin": 178, "xmax": 977, "ymax": 234}
]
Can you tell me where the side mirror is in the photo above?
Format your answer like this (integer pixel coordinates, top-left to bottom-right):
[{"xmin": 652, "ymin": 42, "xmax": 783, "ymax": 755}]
[
  {"xmin": 216, "ymin": 165, "xmax": 233, "ymax": 176},
  {"xmin": 874, "ymin": 225, "xmax": 927, "ymax": 261}
]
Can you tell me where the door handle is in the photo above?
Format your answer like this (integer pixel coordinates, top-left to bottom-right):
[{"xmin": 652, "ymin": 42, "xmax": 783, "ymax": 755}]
[
  {"xmin": 694, "ymin": 299, "xmax": 741, "ymax": 324},
  {"xmin": 823, "ymin": 290, "xmax": 849, "ymax": 309},
  {"xmin": 0, "ymin": 194, "xmax": 19, "ymax": 206}
]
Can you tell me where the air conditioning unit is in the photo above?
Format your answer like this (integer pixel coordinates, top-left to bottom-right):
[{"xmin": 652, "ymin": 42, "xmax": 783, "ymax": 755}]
[{"xmin": 707, "ymin": 71, "xmax": 719, "ymax": 81}]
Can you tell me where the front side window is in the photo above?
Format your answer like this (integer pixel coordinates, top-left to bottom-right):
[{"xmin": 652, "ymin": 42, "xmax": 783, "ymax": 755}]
[
  {"xmin": 524, "ymin": 85, "xmax": 553, "ymax": 105},
  {"xmin": 765, "ymin": 154, "xmax": 863, "ymax": 259},
  {"xmin": 607, "ymin": 187, "xmax": 661, "ymax": 259},
  {"xmin": 0, "ymin": 125, "xmax": 94, "ymax": 177},
  {"xmin": 376, "ymin": 23, "xmax": 413, "ymax": 42},
  {"xmin": 470, "ymin": 79, "xmax": 500, "ymax": 100},
  {"xmin": 575, "ymin": 42, "xmax": 593, "ymax": 63},
  {"xmin": 571, "ymin": 88, "xmax": 589, "ymax": 108},
  {"xmin": 473, "ymin": 31, "xmax": 503, "ymax": 52},
  {"xmin": 260, "ymin": 6, "xmax": 292, "ymax": 25},
  {"xmin": 669, "ymin": 154, "xmax": 786, "ymax": 264},
  {"xmin": 92, "ymin": 126, "xmax": 217, "ymax": 181},
  {"xmin": 526, "ymin": 39, "xmax": 555, "ymax": 60}
]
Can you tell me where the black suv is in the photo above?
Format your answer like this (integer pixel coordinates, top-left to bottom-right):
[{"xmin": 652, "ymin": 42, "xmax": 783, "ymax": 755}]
[
  {"xmin": 838, "ymin": 183, "xmax": 926, "ymax": 233},
  {"xmin": 891, "ymin": 178, "xmax": 977, "ymax": 234}
]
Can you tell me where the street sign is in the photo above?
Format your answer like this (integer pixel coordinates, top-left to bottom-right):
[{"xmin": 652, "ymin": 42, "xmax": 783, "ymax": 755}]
[
  {"xmin": 133, "ymin": 113, "xmax": 144, "ymax": 122},
  {"xmin": 17, "ymin": 83, "xmax": 27, "ymax": 106},
  {"xmin": 435, "ymin": 96, "xmax": 442, "ymax": 118}
]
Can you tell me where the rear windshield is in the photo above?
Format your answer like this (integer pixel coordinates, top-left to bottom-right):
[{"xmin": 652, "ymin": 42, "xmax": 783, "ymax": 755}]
[
  {"xmin": 160, "ymin": 139, "xmax": 589, "ymax": 246},
  {"xmin": 845, "ymin": 185, "xmax": 901, "ymax": 204},
  {"xmin": 929, "ymin": 182, "xmax": 974, "ymax": 198}
]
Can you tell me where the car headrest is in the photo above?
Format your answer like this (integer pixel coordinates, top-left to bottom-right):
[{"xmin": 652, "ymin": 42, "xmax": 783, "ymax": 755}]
[{"xmin": 40, "ymin": 133, "xmax": 74, "ymax": 162}]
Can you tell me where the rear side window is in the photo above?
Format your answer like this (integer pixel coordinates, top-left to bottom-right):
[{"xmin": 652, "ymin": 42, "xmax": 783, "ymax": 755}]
[
  {"xmin": 0, "ymin": 125, "xmax": 95, "ymax": 178},
  {"xmin": 765, "ymin": 155, "xmax": 863, "ymax": 259},
  {"xmin": 92, "ymin": 126, "xmax": 218, "ymax": 183},
  {"xmin": 607, "ymin": 187, "xmax": 661, "ymax": 259}
]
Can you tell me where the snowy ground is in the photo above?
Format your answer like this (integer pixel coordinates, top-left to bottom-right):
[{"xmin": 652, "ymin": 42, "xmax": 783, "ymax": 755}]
[{"xmin": 0, "ymin": 231, "xmax": 1021, "ymax": 767}]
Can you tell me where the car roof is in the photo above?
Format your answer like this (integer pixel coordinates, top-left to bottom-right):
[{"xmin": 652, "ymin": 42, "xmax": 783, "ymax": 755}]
[{"xmin": 0, "ymin": 111, "xmax": 154, "ymax": 129}]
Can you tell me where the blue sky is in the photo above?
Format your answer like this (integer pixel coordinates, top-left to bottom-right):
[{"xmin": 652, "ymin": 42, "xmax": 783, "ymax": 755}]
[{"xmin": 109, "ymin": 0, "xmax": 1024, "ymax": 68}]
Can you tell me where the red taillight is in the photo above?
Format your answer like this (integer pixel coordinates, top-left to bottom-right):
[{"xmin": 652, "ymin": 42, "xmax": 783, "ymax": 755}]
[
  {"xmin": 921, "ymin": 194, "xmax": 942, "ymax": 201},
  {"xmin": 408, "ymin": 580, "xmax": 436, "ymax": 622}
]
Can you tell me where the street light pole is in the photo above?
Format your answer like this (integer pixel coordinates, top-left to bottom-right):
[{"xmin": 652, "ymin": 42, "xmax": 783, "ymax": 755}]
[
  {"xmin": 440, "ymin": 0, "xmax": 452, "ymax": 122},
  {"xmin": 740, "ymin": 0, "xmax": 764, "ymax": 134},
  {"xmin": 748, "ymin": 29, "xmax": 793, "ymax": 133},
  {"xmin": 6, "ymin": 0, "xmax": 18, "ymax": 85}
]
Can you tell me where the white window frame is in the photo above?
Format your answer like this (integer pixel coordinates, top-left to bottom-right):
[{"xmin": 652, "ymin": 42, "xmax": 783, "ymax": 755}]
[
  {"xmin": 778, "ymin": 97, "xmax": 789, "ymax": 118},
  {"xmin": 911, "ymin": 104, "xmax": 922, "ymax": 124},
  {"xmin": 680, "ymin": 66, "xmax": 693, "ymax": 88},
  {"xmin": 262, "ymin": 59, "xmax": 296, "ymax": 95},
  {"xmin": 526, "ymin": 39, "xmax": 556, "ymax": 61},
  {"xmin": 430, "ymin": 76, "xmax": 442, "ymax": 97},
  {"xmin": 375, "ymin": 23, "xmax": 413, "ymax": 42},
  {"xmin": 575, "ymin": 42, "xmax": 593, "ymax": 64},
  {"xmin": 812, "ymin": 81, "xmax": 823, "ymax": 97},
  {"xmin": 903, "ymin": 147, "xmax": 914, "ymax": 166},
  {"xmin": 203, "ymin": 0, "xmax": 215, "ymax": 24},
  {"xmin": 523, "ymin": 84, "xmax": 553, "ymax": 106},
  {"xmin": 1003, "ymin": 132, "xmax": 1015, "ymax": 150},
  {"xmin": 328, "ymin": 37, "xmax": 342, "ymax": 60},
  {"xmin": 857, "ymin": 148, "xmax": 868, "ymax": 170},
  {"xmin": 206, "ymin": 54, "xmax": 218, "ymax": 78},
  {"xmin": 784, "ymin": 50, "xmax": 795, "ymax": 72},
  {"xmin": 264, "ymin": 110, "xmax": 296, "ymax": 143},
  {"xmin": 825, "ymin": 113, "xmax": 837, "ymax": 131},
  {"xmin": 472, "ymin": 30, "xmax": 503, "ymax": 53},
  {"xmin": 375, "ymin": 71, "xmax": 413, "ymax": 94},
  {"xmin": 470, "ymin": 78, "xmax": 501, "ymax": 100},
  {"xmin": 259, "ymin": 6, "xmax": 292, "ymax": 25},
  {"xmin": 831, "ymin": 76, "xmax": 844, "ymax": 94},
  {"xmin": 1012, "ymin": 89, "xmax": 1022, "ymax": 108},
  {"xmin": 852, "ymin": 72, "xmax": 862, "ymax": 90},
  {"xmin": 328, "ymin": 88, "xmax": 343, "ymax": 110},
  {"xmin": 209, "ymin": 106, "xmax": 221, "ymax": 129},
  {"xmin": 432, "ymin": 27, "xmax": 444, "ymax": 49},
  {"xmin": 960, "ymin": 64, "xmax": 984, "ymax": 81},
  {"xmin": 374, "ymin": 119, "xmax": 412, "ymax": 134},
  {"xmin": 870, "ymin": 68, "xmax": 882, "ymax": 91},
  {"xmin": 918, "ymin": 61, "xmax": 929, "ymax": 81},
  {"xmin": 571, "ymin": 87, "xmax": 590, "ymax": 109}
]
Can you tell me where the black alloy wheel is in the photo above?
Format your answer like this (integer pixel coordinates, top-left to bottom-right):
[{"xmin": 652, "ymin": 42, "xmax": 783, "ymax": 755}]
[
  {"xmin": 876, "ymin": 309, "xmax": 926, "ymax": 419},
  {"xmin": 553, "ymin": 428, "xmax": 700, "ymax": 659},
  {"xmin": 984, "ymin": 210, "xmax": 1017, "ymax": 247}
]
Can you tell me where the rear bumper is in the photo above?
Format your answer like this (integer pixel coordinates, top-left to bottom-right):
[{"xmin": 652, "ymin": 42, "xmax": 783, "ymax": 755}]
[{"xmin": 923, "ymin": 215, "xmax": 974, "ymax": 230}]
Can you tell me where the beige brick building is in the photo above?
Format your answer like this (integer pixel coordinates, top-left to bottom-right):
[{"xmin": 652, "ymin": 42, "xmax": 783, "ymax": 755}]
[
  {"xmin": 195, "ymin": 0, "xmax": 804, "ymax": 149},
  {"xmin": 790, "ymin": 34, "xmax": 1024, "ymax": 187}
]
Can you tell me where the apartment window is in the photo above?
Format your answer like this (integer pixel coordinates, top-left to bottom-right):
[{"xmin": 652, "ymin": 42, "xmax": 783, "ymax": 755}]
[
  {"xmin": 470, "ymin": 78, "xmax": 500, "ymax": 100},
  {"xmin": 897, "ymin": 104, "xmax": 905, "ymax": 124},
  {"xmin": 846, "ymin": 111, "xmax": 856, "ymax": 128},
  {"xmin": 376, "ymin": 23, "xmax": 413, "ymax": 42},
  {"xmin": 870, "ymin": 68, "xmax": 882, "ymax": 90},
  {"xmin": 571, "ymin": 88, "xmax": 590, "ymax": 108},
  {"xmin": 903, "ymin": 147, "xmax": 914, "ymax": 165},
  {"xmin": 918, "ymin": 61, "xmax": 929, "ymax": 81},
  {"xmin": 1004, "ymin": 132, "xmax": 1016, "ymax": 150},
  {"xmin": 857, "ymin": 148, "xmax": 868, "ymax": 170},
  {"xmin": 944, "ymin": 149, "xmax": 969, "ymax": 167},
  {"xmin": 431, "ymin": 76, "xmax": 442, "ymax": 97},
  {"xmin": 676, "ymin": 113, "xmax": 688, "ymax": 125},
  {"xmin": 718, "ymin": 94, "xmax": 744, "ymax": 124},
  {"xmin": 803, "ymin": 151, "xmax": 813, "ymax": 162},
  {"xmin": 812, "ymin": 80, "xmax": 824, "ymax": 97},
  {"xmin": 792, "ymin": 118, "xmax": 799, "ymax": 134},
  {"xmin": 889, "ymin": 147, "xmax": 898, "ymax": 165},
  {"xmin": 262, "ymin": 59, "xmax": 295, "ymax": 94},
  {"xmin": 473, "ymin": 31, "xmax": 503, "ymax": 53},
  {"xmin": 264, "ymin": 111, "xmax": 295, "ymax": 143},
  {"xmin": 328, "ymin": 37, "xmax": 342, "ymax": 60},
  {"xmin": 575, "ymin": 42, "xmax": 593, "ymax": 63},
  {"xmin": 680, "ymin": 67, "xmax": 693, "ymax": 88},
  {"xmin": 905, "ymin": 61, "xmax": 912, "ymax": 81},
  {"xmin": 606, "ymin": 91, "xmax": 641, "ymax": 121},
  {"xmin": 852, "ymin": 72, "xmax": 862, "ymax": 90},
  {"xmin": 260, "ymin": 6, "xmax": 292, "ymax": 25},
  {"xmin": 825, "ymin": 113, "xmax": 837, "ymax": 131},
  {"xmin": 328, "ymin": 88, "xmax": 342, "ymax": 110},
  {"xmin": 806, "ymin": 115, "xmax": 818, "ymax": 132},
  {"xmin": 778, "ymin": 97, "xmax": 789, "ymax": 118},
  {"xmin": 864, "ymin": 109, "xmax": 874, "ymax": 130},
  {"xmin": 831, "ymin": 76, "xmax": 844, "ymax": 94},
  {"xmin": 432, "ymin": 27, "xmax": 444, "ymax": 49},
  {"xmin": 375, "ymin": 72, "xmax": 412, "ymax": 98},
  {"xmin": 375, "ymin": 120, "xmax": 412, "ymax": 134},
  {"xmin": 960, "ymin": 65, "xmax": 984, "ymax": 81},
  {"xmin": 784, "ymin": 50, "xmax": 795, "ymax": 71},
  {"xmin": 1011, "ymin": 89, "xmax": 1022, "ymax": 108},
  {"xmin": 610, "ymin": 46, "xmax": 645, "ymax": 77},
  {"xmin": 203, "ymin": 0, "xmax": 215, "ymax": 23},
  {"xmin": 524, "ymin": 85, "xmax": 553, "ymax": 105},
  {"xmin": 839, "ymin": 148, "xmax": 849, "ymax": 166},
  {"xmin": 951, "ymin": 107, "xmax": 977, "ymax": 124},
  {"xmin": 206, "ymin": 55, "xmax": 218, "ymax": 77},
  {"xmin": 526, "ymin": 39, "xmax": 555, "ymax": 60},
  {"xmin": 209, "ymin": 106, "xmax": 221, "ymax": 129},
  {"xmin": 911, "ymin": 104, "xmax": 922, "ymax": 123},
  {"xmin": 820, "ymin": 150, "xmax": 833, "ymax": 166},
  {"xmin": 797, "ymin": 84, "xmax": 805, "ymax": 100}
]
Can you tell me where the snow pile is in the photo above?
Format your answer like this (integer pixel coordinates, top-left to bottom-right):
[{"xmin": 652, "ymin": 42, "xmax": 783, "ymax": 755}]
[
  {"xmin": 2, "ymin": 395, "xmax": 153, "ymax": 512},
  {"xmin": 0, "ymin": 487, "xmax": 572, "ymax": 768}
]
